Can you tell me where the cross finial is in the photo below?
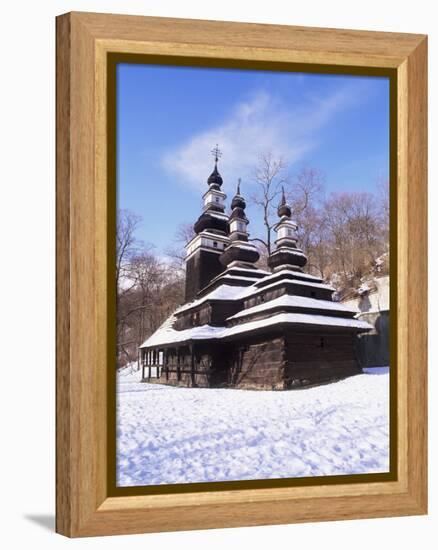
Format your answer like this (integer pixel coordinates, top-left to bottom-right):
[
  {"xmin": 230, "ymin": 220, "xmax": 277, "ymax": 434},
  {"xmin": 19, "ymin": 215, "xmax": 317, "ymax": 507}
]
[
  {"xmin": 237, "ymin": 178, "xmax": 241, "ymax": 195},
  {"xmin": 281, "ymin": 185, "xmax": 286, "ymax": 204},
  {"xmin": 211, "ymin": 144, "xmax": 222, "ymax": 164}
]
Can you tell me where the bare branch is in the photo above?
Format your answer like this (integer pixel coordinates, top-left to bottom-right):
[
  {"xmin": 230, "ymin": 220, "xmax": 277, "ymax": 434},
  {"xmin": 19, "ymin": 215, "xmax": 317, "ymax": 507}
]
[{"xmin": 248, "ymin": 152, "xmax": 288, "ymax": 255}]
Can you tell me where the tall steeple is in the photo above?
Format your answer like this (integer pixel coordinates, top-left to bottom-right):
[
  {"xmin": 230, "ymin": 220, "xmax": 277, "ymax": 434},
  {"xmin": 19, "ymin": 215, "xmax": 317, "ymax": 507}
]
[
  {"xmin": 184, "ymin": 146, "xmax": 230, "ymax": 301},
  {"xmin": 193, "ymin": 145, "xmax": 228, "ymax": 234},
  {"xmin": 229, "ymin": 178, "xmax": 248, "ymax": 241},
  {"xmin": 268, "ymin": 187, "xmax": 308, "ymax": 272},
  {"xmin": 220, "ymin": 179, "xmax": 260, "ymax": 268}
]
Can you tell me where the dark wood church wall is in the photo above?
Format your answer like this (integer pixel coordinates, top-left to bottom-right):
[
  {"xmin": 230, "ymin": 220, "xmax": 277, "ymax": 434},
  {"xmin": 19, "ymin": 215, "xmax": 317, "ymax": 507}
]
[
  {"xmin": 243, "ymin": 282, "xmax": 332, "ymax": 311},
  {"xmin": 185, "ymin": 249, "xmax": 225, "ymax": 302},
  {"xmin": 174, "ymin": 300, "xmax": 243, "ymax": 331},
  {"xmin": 160, "ymin": 346, "xmax": 215, "ymax": 388},
  {"xmin": 146, "ymin": 329, "xmax": 362, "ymax": 390},
  {"xmin": 230, "ymin": 336, "xmax": 285, "ymax": 390},
  {"xmin": 210, "ymin": 301, "xmax": 242, "ymax": 325},
  {"xmin": 174, "ymin": 305, "xmax": 212, "ymax": 330},
  {"xmin": 284, "ymin": 331, "xmax": 361, "ymax": 388}
]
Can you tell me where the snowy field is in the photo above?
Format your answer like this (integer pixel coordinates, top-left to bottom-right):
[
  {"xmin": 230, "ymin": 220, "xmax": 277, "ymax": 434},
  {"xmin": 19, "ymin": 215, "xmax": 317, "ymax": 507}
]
[{"xmin": 116, "ymin": 367, "xmax": 389, "ymax": 486}]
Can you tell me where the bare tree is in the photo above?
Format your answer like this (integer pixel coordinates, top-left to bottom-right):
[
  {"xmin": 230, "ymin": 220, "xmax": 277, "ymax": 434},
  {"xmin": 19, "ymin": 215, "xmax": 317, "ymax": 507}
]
[
  {"xmin": 116, "ymin": 250, "xmax": 184, "ymax": 367},
  {"xmin": 116, "ymin": 209, "xmax": 142, "ymax": 292},
  {"xmin": 296, "ymin": 206, "xmax": 331, "ymax": 278},
  {"xmin": 249, "ymin": 152, "xmax": 288, "ymax": 255},
  {"xmin": 322, "ymin": 191, "xmax": 387, "ymax": 288},
  {"xmin": 285, "ymin": 167, "xmax": 326, "ymax": 275},
  {"xmin": 288, "ymin": 167, "xmax": 324, "ymax": 218},
  {"xmin": 116, "ymin": 209, "xmax": 185, "ymax": 368},
  {"xmin": 376, "ymin": 176, "xmax": 390, "ymax": 246},
  {"xmin": 165, "ymin": 222, "xmax": 195, "ymax": 268}
]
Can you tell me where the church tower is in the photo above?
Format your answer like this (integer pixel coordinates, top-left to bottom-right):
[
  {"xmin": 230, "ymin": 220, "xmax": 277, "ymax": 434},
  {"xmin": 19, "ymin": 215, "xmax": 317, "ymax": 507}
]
[
  {"xmin": 268, "ymin": 187, "xmax": 308, "ymax": 272},
  {"xmin": 184, "ymin": 146, "xmax": 230, "ymax": 302},
  {"xmin": 220, "ymin": 179, "xmax": 260, "ymax": 268}
]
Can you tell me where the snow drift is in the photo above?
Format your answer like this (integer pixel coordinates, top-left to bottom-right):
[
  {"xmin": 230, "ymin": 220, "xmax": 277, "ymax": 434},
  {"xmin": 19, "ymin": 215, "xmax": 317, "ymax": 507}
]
[{"xmin": 116, "ymin": 368, "xmax": 389, "ymax": 487}]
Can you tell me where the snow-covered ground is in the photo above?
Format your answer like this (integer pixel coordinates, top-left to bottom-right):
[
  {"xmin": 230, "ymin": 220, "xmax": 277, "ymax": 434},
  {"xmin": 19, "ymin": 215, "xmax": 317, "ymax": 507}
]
[{"xmin": 116, "ymin": 367, "xmax": 389, "ymax": 486}]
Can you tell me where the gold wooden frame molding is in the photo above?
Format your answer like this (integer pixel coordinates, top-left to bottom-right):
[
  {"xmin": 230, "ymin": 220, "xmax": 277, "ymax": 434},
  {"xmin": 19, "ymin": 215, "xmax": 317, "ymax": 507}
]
[{"xmin": 56, "ymin": 11, "xmax": 428, "ymax": 537}]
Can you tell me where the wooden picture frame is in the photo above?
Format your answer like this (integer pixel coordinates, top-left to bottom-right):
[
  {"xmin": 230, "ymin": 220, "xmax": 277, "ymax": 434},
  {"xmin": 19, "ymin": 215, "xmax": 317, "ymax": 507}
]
[{"xmin": 56, "ymin": 11, "xmax": 427, "ymax": 537}]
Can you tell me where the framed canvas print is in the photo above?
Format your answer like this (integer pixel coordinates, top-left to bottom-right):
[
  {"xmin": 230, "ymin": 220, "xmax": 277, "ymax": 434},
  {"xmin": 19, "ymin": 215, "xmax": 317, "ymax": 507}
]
[{"xmin": 56, "ymin": 12, "xmax": 427, "ymax": 537}]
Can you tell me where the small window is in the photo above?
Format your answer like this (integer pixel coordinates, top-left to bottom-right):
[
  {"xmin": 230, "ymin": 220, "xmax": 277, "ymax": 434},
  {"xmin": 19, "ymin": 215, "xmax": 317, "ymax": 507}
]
[
  {"xmin": 215, "ymin": 197, "xmax": 219, "ymax": 202},
  {"xmin": 288, "ymin": 229, "xmax": 293, "ymax": 236},
  {"xmin": 310, "ymin": 291, "xmax": 316, "ymax": 298},
  {"xmin": 320, "ymin": 337, "xmax": 325, "ymax": 348},
  {"xmin": 213, "ymin": 241, "xmax": 218, "ymax": 248}
]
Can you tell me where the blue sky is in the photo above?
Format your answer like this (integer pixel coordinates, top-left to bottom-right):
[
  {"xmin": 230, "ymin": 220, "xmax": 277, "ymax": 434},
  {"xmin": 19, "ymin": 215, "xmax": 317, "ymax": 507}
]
[{"xmin": 117, "ymin": 63, "xmax": 389, "ymax": 254}]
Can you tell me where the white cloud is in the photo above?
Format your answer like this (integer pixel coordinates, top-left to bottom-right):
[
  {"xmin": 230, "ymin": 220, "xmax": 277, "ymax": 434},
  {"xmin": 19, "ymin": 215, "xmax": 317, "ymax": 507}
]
[{"xmin": 161, "ymin": 84, "xmax": 357, "ymax": 194}]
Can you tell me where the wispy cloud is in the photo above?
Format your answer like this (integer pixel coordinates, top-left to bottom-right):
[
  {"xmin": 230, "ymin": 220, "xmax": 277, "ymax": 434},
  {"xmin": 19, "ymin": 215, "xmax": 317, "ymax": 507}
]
[{"xmin": 162, "ymin": 83, "xmax": 359, "ymax": 192}]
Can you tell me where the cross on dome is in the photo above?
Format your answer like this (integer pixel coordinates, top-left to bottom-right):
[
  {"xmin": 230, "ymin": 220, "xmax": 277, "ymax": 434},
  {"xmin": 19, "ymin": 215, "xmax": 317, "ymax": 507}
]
[
  {"xmin": 207, "ymin": 144, "xmax": 224, "ymax": 188},
  {"xmin": 211, "ymin": 144, "xmax": 222, "ymax": 164}
]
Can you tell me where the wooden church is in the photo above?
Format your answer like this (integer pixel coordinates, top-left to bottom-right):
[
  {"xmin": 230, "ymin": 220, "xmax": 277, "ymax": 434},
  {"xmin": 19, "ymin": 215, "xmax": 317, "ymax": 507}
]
[{"xmin": 140, "ymin": 150, "xmax": 371, "ymax": 389}]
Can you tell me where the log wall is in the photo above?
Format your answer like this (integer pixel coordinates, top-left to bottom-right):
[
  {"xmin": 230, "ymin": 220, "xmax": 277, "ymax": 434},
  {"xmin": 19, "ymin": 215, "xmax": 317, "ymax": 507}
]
[
  {"xmin": 284, "ymin": 331, "xmax": 361, "ymax": 387},
  {"xmin": 243, "ymin": 282, "xmax": 332, "ymax": 311},
  {"xmin": 230, "ymin": 337, "xmax": 285, "ymax": 390},
  {"xmin": 143, "ymin": 329, "xmax": 362, "ymax": 390},
  {"xmin": 159, "ymin": 347, "xmax": 214, "ymax": 388}
]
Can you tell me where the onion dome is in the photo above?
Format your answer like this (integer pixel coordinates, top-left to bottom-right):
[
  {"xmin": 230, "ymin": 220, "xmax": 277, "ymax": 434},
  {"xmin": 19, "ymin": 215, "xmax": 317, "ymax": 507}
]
[
  {"xmin": 231, "ymin": 179, "xmax": 246, "ymax": 210},
  {"xmin": 193, "ymin": 212, "xmax": 228, "ymax": 235},
  {"xmin": 207, "ymin": 144, "xmax": 224, "ymax": 189},
  {"xmin": 267, "ymin": 244, "xmax": 308, "ymax": 271},
  {"xmin": 207, "ymin": 163, "xmax": 223, "ymax": 189}
]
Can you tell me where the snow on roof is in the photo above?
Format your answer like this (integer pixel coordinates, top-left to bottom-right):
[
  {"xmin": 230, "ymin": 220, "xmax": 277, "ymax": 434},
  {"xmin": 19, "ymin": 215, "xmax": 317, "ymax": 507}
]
[
  {"xmin": 208, "ymin": 211, "xmax": 228, "ymax": 220},
  {"xmin": 206, "ymin": 266, "xmax": 267, "ymax": 288},
  {"xmin": 254, "ymin": 269, "xmax": 323, "ymax": 287},
  {"xmin": 178, "ymin": 273, "xmax": 335, "ymax": 316},
  {"xmin": 223, "ymin": 312, "xmax": 372, "ymax": 338},
  {"xmin": 175, "ymin": 284, "xmax": 248, "ymax": 314},
  {"xmin": 227, "ymin": 266, "xmax": 270, "ymax": 275},
  {"xmin": 227, "ymin": 242, "xmax": 258, "ymax": 251},
  {"xmin": 219, "ymin": 274, "xmax": 261, "ymax": 282},
  {"xmin": 270, "ymin": 248, "xmax": 307, "ymax": 258},
  {"xmin": 140, "ymin": 314, "xmax": 224, "ymax": 347},
  {"xmin": 228, "ymin": 294, "xmax": 359, "ymax": 320},
  {"xmin": 140, "ymin": 310, "xmax": 372, "ymax": 348},
  {"xmin": 139, "ymin": 313, "xmax": 177, "ymax": 347},
  {"xmin": 239, "ymin": 277, "xmax": 335, "ymax": 299}
]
